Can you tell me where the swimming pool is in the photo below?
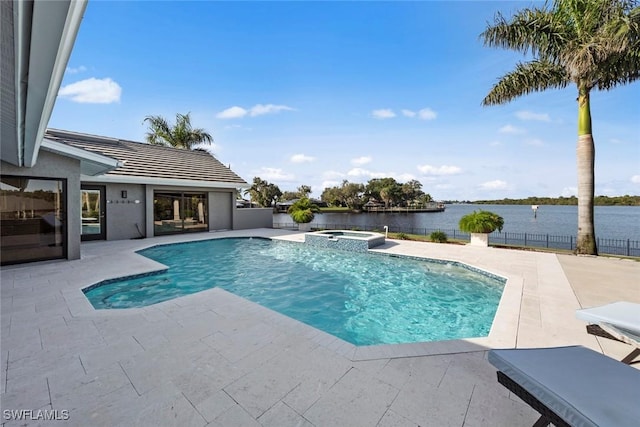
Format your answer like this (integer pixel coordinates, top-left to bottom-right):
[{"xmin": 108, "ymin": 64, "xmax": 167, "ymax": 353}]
[{"xmin": 83, "ymin": 238, "xmax": 506, "ymax": 346}]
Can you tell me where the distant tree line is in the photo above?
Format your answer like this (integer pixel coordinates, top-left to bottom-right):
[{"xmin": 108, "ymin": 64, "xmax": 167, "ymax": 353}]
[
  {"xmin": 242, "ymin": 177, "xmax": 436, "ymax": 209},
  {"xmin": 320, "ymin": 178, "xmax": 433, "ymax": 210},
  {"xmin": 470, "ymin": 195, "xmax": 640, "ymax": 206}
]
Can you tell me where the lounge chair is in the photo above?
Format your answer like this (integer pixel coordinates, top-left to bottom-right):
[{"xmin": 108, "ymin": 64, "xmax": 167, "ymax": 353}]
[
  {"xmin": 488, "ymin": 346, "xmax": 640, "ymax": 427},
  {"xmin": 576, "ymin": 301, "xmax": 640, "ymax": 364}
]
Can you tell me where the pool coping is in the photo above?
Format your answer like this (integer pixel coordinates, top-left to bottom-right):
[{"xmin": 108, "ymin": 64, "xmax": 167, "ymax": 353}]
[{"xmin": 72, "ymin": 230, "xmax": 522, "ymax": 361}]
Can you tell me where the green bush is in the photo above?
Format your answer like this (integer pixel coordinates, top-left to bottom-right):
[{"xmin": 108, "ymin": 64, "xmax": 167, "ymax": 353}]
[
  {"xmin": 287, "ymin": 197, "xmax": 321, "ymax": 224},
  {"xmin": 458, "ymin": 210, "xmax": 504, "ymax": 233},
  {"xmin": 396, "ymin": 232, "xmax": 409, "ymax": 240},
  {"xmin": 430, "ymin": 231, "xmax": 448, "ymax": 243}
]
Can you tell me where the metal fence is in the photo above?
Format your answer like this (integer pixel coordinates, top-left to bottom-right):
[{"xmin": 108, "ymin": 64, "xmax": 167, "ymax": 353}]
[{"xmin": 273, "ymin": 222, "xmax": 640, "ymax": 257}]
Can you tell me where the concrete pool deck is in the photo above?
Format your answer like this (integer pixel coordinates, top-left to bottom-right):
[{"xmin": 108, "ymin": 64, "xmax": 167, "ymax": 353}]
[{"xmin": 1, "ymin": 229, "xmax": 638, "ymax": 426}]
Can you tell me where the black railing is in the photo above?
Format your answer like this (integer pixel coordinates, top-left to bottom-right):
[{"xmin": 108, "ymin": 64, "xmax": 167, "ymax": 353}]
[{"xmin": 272, "ymin": 223, "xmax": 640, "ymax": 257}]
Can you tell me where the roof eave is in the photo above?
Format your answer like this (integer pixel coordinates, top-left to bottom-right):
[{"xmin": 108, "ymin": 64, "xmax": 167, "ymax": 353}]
[
  {"xmin": 15, "ymin": 0, "xmax": 87, "ymax": 168},
  {"xmin": 41, "ymin": 138, "xmax": 122, "ymax": 176},
  {"xmin": 80, "ymin": 174, "xmax": 249, "ymax": 189}
]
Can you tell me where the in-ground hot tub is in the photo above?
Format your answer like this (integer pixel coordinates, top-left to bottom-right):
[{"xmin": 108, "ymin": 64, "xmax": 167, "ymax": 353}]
[{"xmin": 305, "ymin": 230, "xmax": 385, "ymax": 252}]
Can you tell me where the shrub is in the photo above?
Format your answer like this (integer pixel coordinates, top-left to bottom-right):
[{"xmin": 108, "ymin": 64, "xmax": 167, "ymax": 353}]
[
  {"xmin": 458, "ymin": 210, "xmax": 504, "ymax": 234},
  {"xmin": 287, "ymin": 198, "xmax": 321, "ymax": 224},
  {"xmin": 396, "ymin": 232, "xmax": 409, "ymax": 240},
  {"xmin": 430, "ymin": 231, "xmax": 448, "ymax": 243}
]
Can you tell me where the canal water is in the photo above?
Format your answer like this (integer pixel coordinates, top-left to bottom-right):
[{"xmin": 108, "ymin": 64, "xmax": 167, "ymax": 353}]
[{"xmin": 273, "ymin": 204, "xmax": 640, "ymax": 241}]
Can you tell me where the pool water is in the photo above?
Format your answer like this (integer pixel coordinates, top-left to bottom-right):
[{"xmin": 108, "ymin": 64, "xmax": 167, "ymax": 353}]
[{"xmin": 83, "ymin": 238, "xmax": 506, "ymax": 346}]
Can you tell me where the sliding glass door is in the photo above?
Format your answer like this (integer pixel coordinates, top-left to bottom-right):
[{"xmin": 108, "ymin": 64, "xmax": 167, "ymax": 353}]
[
  {"xmin": 1, "ymin": 176, "xmax": 67, "ymax": 265},
  {"xmin": 153, "ymin": 192, "xmax": 208, "ymax": 235}
]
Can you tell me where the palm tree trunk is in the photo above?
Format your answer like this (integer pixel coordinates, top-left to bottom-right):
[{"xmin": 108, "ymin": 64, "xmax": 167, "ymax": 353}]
[{"xmin": 576, "ymin": 88, "xmax": 597, "ymax": 255}]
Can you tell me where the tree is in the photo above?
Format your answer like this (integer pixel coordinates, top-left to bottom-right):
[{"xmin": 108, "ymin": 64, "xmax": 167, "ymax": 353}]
[
  {"xmin": 481, "ymin": 0, "xmax": 640, "ymax": 255},
  {"xmin": 340, "ymin": 181, "xmax": 365, "ymax": 210},
  {"xmin": 246, "ymin": 177, "xmax": 282, "ymax": 208},
  {"xmin": 365, "ymin": 178, "xmax": 399, "ymax": 201},
  {"xmin": 320, "ymin": 186, "xmax": 344, "ymax": 207},
  {"xmin": 401, "ymin": 179, "xmax": 424, "ymax": 205},
  {"xmin": 143, "ymin": 113, "xmax": 213, "ymax": 150},
  {"xmin": 280, "ymin": 185, "xmax": 312, "ymax": 202},
  {"xmin": 297, "ymin": 185, "xmax": 312, "ymax": 198}
]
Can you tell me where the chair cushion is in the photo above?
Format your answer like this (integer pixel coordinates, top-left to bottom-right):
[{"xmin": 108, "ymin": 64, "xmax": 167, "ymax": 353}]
[
  {"xmin": 488, "ymin": 346, "xmax": 640, "ymax": 427},
  {"xmin": 576, "ymin": 301, "xmax": 640, "ymax": 335}
]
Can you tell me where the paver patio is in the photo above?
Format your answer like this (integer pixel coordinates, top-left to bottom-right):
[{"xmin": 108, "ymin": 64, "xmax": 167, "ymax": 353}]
[{"xmin": 1, "ymin": 229, "xmax": 638, "ymax": 426}]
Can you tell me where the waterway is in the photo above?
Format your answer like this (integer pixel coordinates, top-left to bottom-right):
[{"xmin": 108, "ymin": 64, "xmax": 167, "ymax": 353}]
[{"xmin": 273, "ymin": 204, "xmax": 640, "ymax": 241}]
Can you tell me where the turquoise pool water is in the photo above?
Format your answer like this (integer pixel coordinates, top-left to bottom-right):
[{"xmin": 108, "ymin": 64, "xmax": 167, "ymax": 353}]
[{"xmin": 83, "ymin": 238, "xmax": 506, "ymax": 345}]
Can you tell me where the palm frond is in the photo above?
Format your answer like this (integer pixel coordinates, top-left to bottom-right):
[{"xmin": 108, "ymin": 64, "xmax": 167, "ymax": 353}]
[
  {"xmin": 143, "ymin": 112, "xmax": 214, "ymax": 149},
  {"xmin": 481, "ymin": 6, "xmax": 566, "ymax": 60},
  {"xmin": 143, "ymin": 115, "xmax": 172, "ymax": 146},
  {"xmin": 483, "ymin": 60, "xmax": 570, "ymax": 105},
  {"xmin": 595, "ymin": 48, "xmax": 640, "ymax": 88}
]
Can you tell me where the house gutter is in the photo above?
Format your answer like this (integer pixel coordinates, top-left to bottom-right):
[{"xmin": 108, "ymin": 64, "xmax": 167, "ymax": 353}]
[{"xmin": 15, "ymin": 0, "xmax": 87, "ymax": 167}]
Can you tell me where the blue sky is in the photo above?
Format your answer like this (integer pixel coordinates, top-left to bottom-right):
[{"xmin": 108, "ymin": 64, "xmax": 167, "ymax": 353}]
[{"xmin": 49, "ymin": 1, "xmax": 639, "ymax": 200}]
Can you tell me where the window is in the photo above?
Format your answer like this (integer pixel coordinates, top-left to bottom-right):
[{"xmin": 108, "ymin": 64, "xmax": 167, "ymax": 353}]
[
  {"xmin": 1, "ymin": 176, "xmax": 67, "ymax": 265},
  {"xmin": 153, "ymin": 192, "xmax": 207, "ymax": 235}
]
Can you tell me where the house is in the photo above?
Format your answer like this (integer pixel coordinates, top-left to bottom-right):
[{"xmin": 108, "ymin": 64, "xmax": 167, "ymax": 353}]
[{"xmin": 0, "ymin": 0, "xmax": 269, "ymax": 266}]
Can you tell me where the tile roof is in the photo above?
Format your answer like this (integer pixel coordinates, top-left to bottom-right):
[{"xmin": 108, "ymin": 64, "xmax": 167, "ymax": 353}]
[{"xmin": 45, "ymin": 129, "xmax": 248, "ymax": 186}]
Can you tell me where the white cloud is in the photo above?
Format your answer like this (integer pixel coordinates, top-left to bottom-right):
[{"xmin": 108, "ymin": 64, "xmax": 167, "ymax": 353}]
[
  {"xmin": 395, "ymin": 173, "xmax": 417, "ymax": 182},
  {"xmin": 401, "ymin": 109, "xmax": 416, "ymax": 118},
  {"xmin": 323, "ymin": 170, "xmax": 345, "ymax": 180},
  {"xmin": 290, "ymin": 153, "xmax": 315, "ymax": 163},
  {"xmin": 321, "ymin": 180, "xmax": 341, "ymax": 189},
  {"xmin": 216, "ymin": 106, "xmax": 248, "ymax": 119},
  {"xmin": 58, "ymin": 78, "xmax": 121, "ymax": 103},
  {"xmin": 216, "ymin": 104, "xmax": 294, "ymax": 119},
  {"xmin": 351, "ymin": 156, "xmax": 372, "ymax": 166},
  {"xmin": 480, "ymin": 180, "xmax": 507, "ymax": 190},
  {"xmin": 253, "ymin": 167, "xmax": 295, "ymax": 181},
  {"xmin": 65, "ymin": 65, "xmax": 87, "ymax": 74},
  {"xmin": 515, "ymin": 110, "xmax": 551, "ymax": 122},
  {"xmin": 347, "ymin": 168, "xmax": 386, "ymax": 179},
  {"xmin": 417, "ymin": 108, "xmax": 437, "ymax": 120},
  {"xmin": 417, "ymin": 164, "xmax": 462, "ymax": 175},
  {"xmin": 489, "ymin": 140, "xmax": 502, "ymax": 147},
  {"xmin": 499, "ymin": 124, "xmax": 525, "ymax": 134},
  {"xmin": 610, "ymin": 138, "xmax": 623, "ymax": 144},
  {"xmin": 249, "ymin": 104, "xmax": 294, "ymax": 117},
  {"xmin": 631, "ymin": 175, "xmax": 640, "ymax": 184},
  {"xmin": 372, "ymin": 109, "xmax": 396, "ymax": 119},
  {"xmin": 561, "ymin": 187, "xmax": 577, "ymax": 197}
]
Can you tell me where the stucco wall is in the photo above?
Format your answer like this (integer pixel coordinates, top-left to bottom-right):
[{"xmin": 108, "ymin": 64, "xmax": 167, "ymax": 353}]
[
  {"xmin": 208, "ymin": 191, "xmax": 233, "ymax": 231},
  {"xmin": 104, "ymin": 183, "xmax": 146, "ymax": 240},
  {"xmin": 234, "ymin": 208, "xmax": 273, "ymax": 230},
  {"xmin": 1, "ymin": 150, "xmax": 81, "ymax": 260}
]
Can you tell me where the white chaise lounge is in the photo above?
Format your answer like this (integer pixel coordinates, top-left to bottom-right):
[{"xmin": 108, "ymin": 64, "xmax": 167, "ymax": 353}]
[
  {"xmin": 488, "ymin": 346, "xmax": 640, "ymax": 427},
  {"xmin": 576, "ymin": 301, "xmax": 640, "ymax": 364}
]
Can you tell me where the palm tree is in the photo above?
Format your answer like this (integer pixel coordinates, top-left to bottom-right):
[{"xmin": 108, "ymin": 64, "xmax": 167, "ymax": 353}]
[
  {"xmin": 481, "ymin": 0, "xmax": 639, "ymax": 255},
  {"xmin": 143, "ymin": 113, "xmax": 213, "ymax": 150}
]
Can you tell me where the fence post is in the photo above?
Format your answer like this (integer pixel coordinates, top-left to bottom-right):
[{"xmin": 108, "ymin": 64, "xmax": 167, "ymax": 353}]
[
  {"xmin": 546, "ymin": 234, "xmax": 549, "ymax": 248},
  {"xmin": 570, "ymin": 236, "xmax": 573, "ymax": 251},
  {"xmin": 628, "ymin": 239, "xmax": 630, "ymax": 257},
  {"xmin": 505, "ymin": 233, "xmax": 507, "ymax": 244},
  {"xmin": 524, "ymin": 233, "xmax": 527, "ymax": 246}
]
